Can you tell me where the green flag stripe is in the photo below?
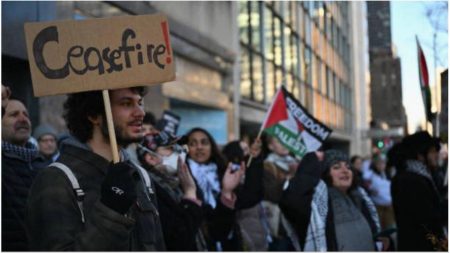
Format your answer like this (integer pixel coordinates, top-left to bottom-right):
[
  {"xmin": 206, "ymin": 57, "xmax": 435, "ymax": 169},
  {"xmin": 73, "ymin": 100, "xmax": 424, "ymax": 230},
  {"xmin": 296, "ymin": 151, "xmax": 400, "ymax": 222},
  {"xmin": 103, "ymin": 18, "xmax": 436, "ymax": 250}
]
[{"xmin": 264, "ymin": 124, "xmax": 308, "ymax": 157}]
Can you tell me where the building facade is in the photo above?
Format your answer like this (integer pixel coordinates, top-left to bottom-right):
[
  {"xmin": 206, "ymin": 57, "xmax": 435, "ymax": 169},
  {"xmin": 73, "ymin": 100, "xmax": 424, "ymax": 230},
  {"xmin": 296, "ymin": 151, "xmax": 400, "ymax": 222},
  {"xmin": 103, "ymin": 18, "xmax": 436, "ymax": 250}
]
[
  {"xmin": 2, "ymin": 1, "xmax": 238, "ymax": 144},
  {"xmin": 366, "ymin": 1, "xmax": 406, "ymax": 145},
  {"xmin": 2, "ymin": 1, "xmax": 371, "ymax": 153},
  {"xmin": 238, "ymin": 1, "xmax": 370, "ymax": 153}
]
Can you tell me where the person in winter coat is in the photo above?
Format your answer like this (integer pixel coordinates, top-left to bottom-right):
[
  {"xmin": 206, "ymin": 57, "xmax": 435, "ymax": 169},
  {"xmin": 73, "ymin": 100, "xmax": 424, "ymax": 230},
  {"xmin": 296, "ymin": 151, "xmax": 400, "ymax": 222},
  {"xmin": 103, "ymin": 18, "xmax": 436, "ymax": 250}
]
[
  {"xmin": 363, "ymin": 153, "xmax": 395, "ymax": 230},
  {"xmin": 391, "ymin": 131, "xmax": 447, "ymax": 251},
  {"xmin": 222, "ymin": 140, "xmax": 266, "ymax": 251},
  {"xmin": 135, "ymin": 131, "xmax": 206, "ymax": 251},
  {"xmin": 280, "ymin": 150, "xmax": 388, "ymax": 251},
  {"xmin": 32, "ymin": 124, "xmax": 60, "ymax": 170},
  {"xmin": 27, "ymin": 87, "xmax": 166, "ymax": 251},
  {"xmin": 185, "ymin": 127, "xmax": 246, "ymax": 251},
  {"xmin": 2, "ymin": 99, "xmax": 40, "ymax": 251},
  {"xmin": 261, "ymin": 136, "xmax": 299, "ymax": 251}
]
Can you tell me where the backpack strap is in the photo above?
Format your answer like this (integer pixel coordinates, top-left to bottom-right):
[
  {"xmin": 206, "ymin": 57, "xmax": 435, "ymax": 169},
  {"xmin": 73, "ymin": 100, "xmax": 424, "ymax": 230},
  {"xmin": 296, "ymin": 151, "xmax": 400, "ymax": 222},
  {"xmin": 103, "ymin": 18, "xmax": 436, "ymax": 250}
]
[
  {"xmin": 50, "ymin": 162, "xmax": 85, "ymax": 223},
  {"xmin": 129, "ymin": 160, "xmax": 154, "ymax": 195}
]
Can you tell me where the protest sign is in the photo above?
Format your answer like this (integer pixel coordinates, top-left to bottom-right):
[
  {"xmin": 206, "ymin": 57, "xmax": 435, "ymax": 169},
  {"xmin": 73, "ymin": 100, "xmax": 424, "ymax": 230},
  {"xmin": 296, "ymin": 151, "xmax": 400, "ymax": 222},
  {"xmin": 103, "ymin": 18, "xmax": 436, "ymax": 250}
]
[
  {"xmin": 24, "ymin": 14, "xmax": 175, "ymax": 97},
  {"xmin": 157, "ymin": 110, "xmax": 181, "ymax": 135},
  {"xmin": 262, "ymin": 86, "xmax": 332, "ymax": 158}
]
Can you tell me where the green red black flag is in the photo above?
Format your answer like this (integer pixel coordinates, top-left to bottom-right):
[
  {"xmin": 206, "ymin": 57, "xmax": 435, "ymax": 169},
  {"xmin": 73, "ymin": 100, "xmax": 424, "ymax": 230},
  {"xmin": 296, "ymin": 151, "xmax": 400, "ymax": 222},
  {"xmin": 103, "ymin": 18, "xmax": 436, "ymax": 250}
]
[
  {"xmin": 416, "ymin": 36, "xmax": 433, "ymax": 122},
  {"xmin": 262, "ymin": 86, "xmax": 332, "ymax": 158}
]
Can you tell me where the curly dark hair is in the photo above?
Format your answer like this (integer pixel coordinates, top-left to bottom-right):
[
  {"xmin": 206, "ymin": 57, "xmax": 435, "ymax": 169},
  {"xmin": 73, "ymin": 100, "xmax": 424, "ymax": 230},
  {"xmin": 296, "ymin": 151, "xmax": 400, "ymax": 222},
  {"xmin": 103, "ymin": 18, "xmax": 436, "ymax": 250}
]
[
  {"xmin": 63, "ymin": 87, "xmax": 147, "ymax": 143},
  {"xmin": 185, "ymin": 127, "xmax": 226, "ymax": 172}
]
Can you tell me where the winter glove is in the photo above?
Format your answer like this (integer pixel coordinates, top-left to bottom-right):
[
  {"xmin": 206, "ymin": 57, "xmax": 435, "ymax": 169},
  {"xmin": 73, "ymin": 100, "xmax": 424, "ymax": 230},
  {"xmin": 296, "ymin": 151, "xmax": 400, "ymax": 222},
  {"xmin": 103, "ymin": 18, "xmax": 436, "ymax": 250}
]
[{"xmin": 100, "ymin": 161, "xmax": 138, "ymax": 214}]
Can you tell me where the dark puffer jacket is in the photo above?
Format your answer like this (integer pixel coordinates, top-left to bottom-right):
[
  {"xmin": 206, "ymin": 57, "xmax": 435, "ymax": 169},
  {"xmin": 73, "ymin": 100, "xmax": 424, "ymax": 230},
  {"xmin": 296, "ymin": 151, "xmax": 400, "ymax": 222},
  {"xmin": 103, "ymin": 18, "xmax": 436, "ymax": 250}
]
[
  {"xmin": 27, "ymin": 141, "xmax": 165, "ymax": 251},
  {"xmin": 2, "ymin": 144, "xmax": 39, "ymax": 251}
]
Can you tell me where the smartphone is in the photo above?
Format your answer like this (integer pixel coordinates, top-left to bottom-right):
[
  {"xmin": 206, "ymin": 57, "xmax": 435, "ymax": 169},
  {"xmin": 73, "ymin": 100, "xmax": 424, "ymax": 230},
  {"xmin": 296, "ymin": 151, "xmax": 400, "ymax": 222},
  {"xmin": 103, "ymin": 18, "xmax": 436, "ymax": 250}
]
[{"xmin": 231, "ymin": 162, "xmax": 241, "ymax": 172}]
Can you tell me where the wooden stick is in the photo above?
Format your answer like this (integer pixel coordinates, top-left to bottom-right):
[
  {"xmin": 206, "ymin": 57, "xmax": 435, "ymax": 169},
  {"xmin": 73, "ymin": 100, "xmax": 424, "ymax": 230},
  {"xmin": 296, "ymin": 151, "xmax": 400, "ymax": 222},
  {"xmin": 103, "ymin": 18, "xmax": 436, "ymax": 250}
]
[
  {"xmin": 102, "ymin": 90, "xmax": 120, "ymax": 163},
  {"xmin": 246, "ymin": 131, "xmax": 263, "ymax": 168},
  {"xmin": 246, "ymin": 85, "xmax": 284, "ymax": 168}
]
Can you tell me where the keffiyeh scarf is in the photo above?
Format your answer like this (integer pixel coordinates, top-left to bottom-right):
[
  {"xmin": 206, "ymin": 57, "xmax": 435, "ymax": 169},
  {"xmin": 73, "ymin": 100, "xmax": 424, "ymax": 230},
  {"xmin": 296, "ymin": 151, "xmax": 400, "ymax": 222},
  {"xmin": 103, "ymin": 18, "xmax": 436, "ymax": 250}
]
[
  {"xmin": 2, "ymin": 141, "xmax": 38, "ymax": 163},
  {"xmin": 188, "ymin": 158, "xmax": 221, "ymax": 208}
]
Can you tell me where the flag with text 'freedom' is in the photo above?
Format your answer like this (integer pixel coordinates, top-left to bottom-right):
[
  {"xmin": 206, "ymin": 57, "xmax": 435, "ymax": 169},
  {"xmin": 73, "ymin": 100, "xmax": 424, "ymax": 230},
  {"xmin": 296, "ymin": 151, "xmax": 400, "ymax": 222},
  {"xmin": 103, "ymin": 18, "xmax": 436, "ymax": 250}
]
[{"xmin": 262, "ymin": 86, "xmax": 332, "ymax": 158}]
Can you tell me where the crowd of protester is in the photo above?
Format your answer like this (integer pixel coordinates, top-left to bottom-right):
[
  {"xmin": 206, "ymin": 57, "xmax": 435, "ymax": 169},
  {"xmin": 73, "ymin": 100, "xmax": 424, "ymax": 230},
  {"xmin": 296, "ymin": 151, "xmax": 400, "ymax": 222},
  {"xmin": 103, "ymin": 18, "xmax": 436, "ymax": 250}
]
[{"xmin": 2, "ymin": 84, "xmax": 448, "ymax": 251}]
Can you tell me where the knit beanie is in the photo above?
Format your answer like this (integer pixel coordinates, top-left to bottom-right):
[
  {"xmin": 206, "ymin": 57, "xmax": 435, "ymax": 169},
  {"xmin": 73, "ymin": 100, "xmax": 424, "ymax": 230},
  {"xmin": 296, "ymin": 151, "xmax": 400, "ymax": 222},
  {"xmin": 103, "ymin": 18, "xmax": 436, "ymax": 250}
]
[
  {"xmin": 33, "ymin": 124, "xmax": 57, "ymax": 141},
  {"xmin": 323, "ymin": 149, "xmax": 349, "ymax": 171}
]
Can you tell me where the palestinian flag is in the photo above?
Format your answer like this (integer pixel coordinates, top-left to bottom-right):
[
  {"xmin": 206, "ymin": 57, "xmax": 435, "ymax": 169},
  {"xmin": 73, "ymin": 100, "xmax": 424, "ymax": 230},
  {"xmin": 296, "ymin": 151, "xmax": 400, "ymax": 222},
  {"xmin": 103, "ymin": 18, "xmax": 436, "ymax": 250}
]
[
  {"xmin": 416, "ymin": 36, "xmax": 433, "ymax": 122},
  {"xmin": 262, "ymin": 86, "xmax": 332, "ymax": 158}
]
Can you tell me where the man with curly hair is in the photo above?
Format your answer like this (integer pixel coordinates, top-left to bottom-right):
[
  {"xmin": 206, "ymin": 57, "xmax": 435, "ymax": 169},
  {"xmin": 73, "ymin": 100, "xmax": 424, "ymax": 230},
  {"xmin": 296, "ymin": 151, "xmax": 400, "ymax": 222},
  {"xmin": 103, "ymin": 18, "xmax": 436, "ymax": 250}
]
[{"xmin": 27, "ymin": 87, "xmax": 166, "ymax": 251}]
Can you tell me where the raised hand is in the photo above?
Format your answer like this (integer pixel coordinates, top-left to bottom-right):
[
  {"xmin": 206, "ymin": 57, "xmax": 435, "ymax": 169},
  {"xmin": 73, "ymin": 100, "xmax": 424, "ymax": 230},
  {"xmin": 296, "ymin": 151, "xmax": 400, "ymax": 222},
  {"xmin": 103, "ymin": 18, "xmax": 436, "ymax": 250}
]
[
  {"xmin": 221, "ymin": 161, "xmax": 246, "ymax": 199},
  {"xmin": 177, "ymin": 157, "xmax": 197, "ymax": 199}
]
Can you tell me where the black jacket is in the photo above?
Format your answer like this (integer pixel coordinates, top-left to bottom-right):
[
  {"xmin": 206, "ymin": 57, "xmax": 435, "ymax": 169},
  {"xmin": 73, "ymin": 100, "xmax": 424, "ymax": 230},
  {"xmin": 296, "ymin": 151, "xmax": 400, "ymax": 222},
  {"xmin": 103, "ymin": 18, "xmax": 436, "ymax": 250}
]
[
  {"xmin": 280, "ymin": 153, "xmax": 379, "ymax": 251},
  {"xmin": 392, "ymin": 167, "xmax": 446, "ymax": 251},
  {"xmin": 27, "ymin": 142, "xmax": 165, "ymax": 251},
  {"xmin": 146, "ymin": 166, "xmax": 205, "ymax": 251},
  {"xmin": 2, "ymin": 145, "xmax": 39, "ymax": 251}
]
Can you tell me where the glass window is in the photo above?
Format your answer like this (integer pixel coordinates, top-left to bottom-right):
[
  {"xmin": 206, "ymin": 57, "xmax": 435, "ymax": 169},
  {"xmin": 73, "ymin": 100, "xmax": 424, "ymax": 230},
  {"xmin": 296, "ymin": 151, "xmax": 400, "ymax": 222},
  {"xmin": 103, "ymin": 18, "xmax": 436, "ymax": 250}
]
[
  {"xmin": 291, "ymin": 35, "xmax": 299, "ymax": 78},
  {"xmin": 335, "ymin": 78, "xmax": 340, "ymax": 105},
  {"xmin": 274, "ymin": 17, "xmax": 283, "ymax": 66},
  {"xmin": 305, "ymin": 86, "xmax": 312, "ymax": 111},
  {"xmin": 305, "ymin": 15, "xmax": 312, "ymax": 45},
  {"xmin": 298, "ymin": 39, "xmax": 304, "ymax": 81},
  {"xmin": 290, "ymin": 2, "xmax": 298, "ymax": 32},
  {"xmin": 286, "ymin": 73, "xmax": 294, "ymax": 94},
  {"xmin": 283, "ymin": 1, "xmax": 291, "ymax": 25},
  {"xmin": 312, "ymin": 1, "xmax": 322, "ymax": 29},
  {"xmin": 238, "ymin": 1, "xmax": 249, "ymax": 44},
  {"xmin": 330, "ymin": 18, "xmax": 335, "ymax": 47},
  {"xmin": 298, "ymin": 7, "xmax": 304, "ymax": 39},
  {"xmin": 327, "ymin": 68, "xmax": 334, "ymax": 100},
  {"xmin": 306, "ymin": 1, "xmax": 314, "ymax": 17},
  {"xmin": 275, "ymin": 67, "xmax": 283, "ymax": 87},
  {"xmin": 284, "ymin": 26, "xmax": 292, "ymax": 71},
  {"xmin": 315, "ymin": 55, "xmax": 322, "ymax": 93},
  {"xmin": 253, "ymin": 54, "xmax": 264, "ymax": 102},
  {"xmin": 264, "ymin": 7, "xmax": 274, "ymax": 60},
  {"xmin": 266, "ymin": 61, "xmax": 276, "ymax": 101},
  {"xmin": 330, "ymin": 73, "xmax": 336, "ymax": 101},
  {"xmin": 273, "ymin": 1, "xmax": 282, "ymax": 15},
  {"xmin": 250, "ymin": 1, "xmax": 261, "ymax": 52},
  {"xmin": 304, "ymin": 47, "xmax": 312, "ymax": 86},
  {"xmin": 300, "ymin": 83, "xmax": 306, "ymax": 105},
  {"xmin": 240, "ymin": 47, "xmax": 251, "ymax": 99}
]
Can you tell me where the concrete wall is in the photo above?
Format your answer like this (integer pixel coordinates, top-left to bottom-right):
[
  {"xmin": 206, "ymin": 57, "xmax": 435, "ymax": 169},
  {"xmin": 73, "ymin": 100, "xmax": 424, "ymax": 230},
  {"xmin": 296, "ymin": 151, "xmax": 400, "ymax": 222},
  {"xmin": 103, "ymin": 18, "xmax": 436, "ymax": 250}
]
[{"xmin": 150, "ymin": 1, "xmax": 237, "ymax": 53}]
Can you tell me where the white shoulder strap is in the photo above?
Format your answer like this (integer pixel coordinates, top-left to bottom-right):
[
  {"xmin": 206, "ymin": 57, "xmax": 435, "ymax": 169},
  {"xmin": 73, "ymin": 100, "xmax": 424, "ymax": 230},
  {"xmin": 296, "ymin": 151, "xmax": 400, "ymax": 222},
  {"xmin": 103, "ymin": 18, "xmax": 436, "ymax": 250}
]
[
  {"xmin": 50, "ymin": 162, "xmax": 86, "ymax": 223},
  {"xmin": 130, "ymin": 160, "xmax": 153, "ymax": 195}
]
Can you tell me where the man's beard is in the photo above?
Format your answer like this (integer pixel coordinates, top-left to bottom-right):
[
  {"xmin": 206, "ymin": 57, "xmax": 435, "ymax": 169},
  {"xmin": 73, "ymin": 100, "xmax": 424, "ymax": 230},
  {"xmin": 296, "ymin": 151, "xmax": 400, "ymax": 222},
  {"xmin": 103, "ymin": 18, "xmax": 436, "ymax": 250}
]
[{"xmin": 101, "ymin": 122, "xmax": 143, "ymax": 147}]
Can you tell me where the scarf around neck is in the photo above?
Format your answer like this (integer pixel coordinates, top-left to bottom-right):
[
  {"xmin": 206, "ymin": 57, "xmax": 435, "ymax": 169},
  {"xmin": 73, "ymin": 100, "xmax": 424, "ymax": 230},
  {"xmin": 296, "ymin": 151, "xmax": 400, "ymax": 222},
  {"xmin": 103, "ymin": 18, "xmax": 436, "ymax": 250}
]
[
  {"xmin": 188, "ymin": 158, "xmax": 221, "ymax": 208},
  {"xmin": 406, "ymin": 160, "xmax": 439, "ymax": 194},
  {"xmin": 2, "ymin": 141, "xmax": 38, "ymax": 163},
  {"xmin": 266, "ymin": 153, "xmax": 296, "ymax": 172}
]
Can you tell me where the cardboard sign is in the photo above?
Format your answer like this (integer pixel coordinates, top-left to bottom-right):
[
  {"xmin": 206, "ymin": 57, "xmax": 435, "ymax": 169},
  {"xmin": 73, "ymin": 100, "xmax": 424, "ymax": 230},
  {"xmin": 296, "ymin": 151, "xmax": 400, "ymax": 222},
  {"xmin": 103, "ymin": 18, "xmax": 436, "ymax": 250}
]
[
  {"xmin": 156, "ymin": 110, "xmax": 181, "ymax": 135},
  {"xmin": 24, "ymin": 14, "xmax": 175, "ymax": 97}
]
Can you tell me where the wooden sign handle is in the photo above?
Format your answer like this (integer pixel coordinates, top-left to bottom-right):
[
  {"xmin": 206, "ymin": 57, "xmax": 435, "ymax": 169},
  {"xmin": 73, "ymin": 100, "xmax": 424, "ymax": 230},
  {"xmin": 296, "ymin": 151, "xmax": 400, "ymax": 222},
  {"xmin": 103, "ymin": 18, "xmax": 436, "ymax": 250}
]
[{"xmin": 102, "ymin": 90, "xmax": 120, "ymax": 163}]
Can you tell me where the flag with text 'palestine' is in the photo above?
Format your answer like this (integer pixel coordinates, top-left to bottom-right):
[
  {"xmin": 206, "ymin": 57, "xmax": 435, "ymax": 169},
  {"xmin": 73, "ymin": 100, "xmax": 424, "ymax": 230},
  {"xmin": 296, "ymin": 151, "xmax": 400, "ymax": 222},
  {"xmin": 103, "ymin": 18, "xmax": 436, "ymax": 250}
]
[
  {"xmin": 416, "ymin": 36, "xmax": 433, "ymax": 123},
  {"xmin": 262, "ymin": 86, "xmax": 332, "ymax": 158}
]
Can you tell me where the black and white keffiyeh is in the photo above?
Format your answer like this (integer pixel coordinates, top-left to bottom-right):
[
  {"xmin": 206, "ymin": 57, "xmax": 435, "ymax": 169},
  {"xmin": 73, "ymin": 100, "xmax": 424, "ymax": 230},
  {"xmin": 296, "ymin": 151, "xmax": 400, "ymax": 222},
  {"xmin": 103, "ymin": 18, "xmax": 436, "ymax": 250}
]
[
  {"xmin": 187, "ymin": 158, "xmax": 221, "ymax": 208},
  {"xmin": 301, "ymin": 181, "xmax": 380, "ymax": 251},
  {"xmin": 2, "ymin": 141, "xmax": 38, "ymax": 163},
  {"xmin": 405, "ymin": 160, "xmax": 439, "ymax": 194}
]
